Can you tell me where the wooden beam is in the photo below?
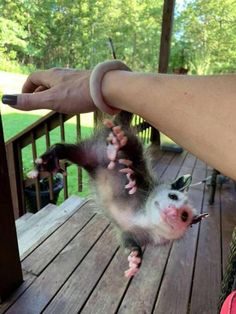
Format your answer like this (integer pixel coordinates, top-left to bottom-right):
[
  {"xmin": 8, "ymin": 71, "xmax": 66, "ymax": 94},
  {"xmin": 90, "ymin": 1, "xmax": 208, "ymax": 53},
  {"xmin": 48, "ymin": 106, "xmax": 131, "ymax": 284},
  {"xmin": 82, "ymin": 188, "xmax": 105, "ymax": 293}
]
[
  {"xmin": 158, "ymin": 0, "xmax": 175, "ymax": 73},
  {"xmin": 0, "ymin": 113, "xmax": 23, "ymax": 302},
  {"xmin": 152, "ymin": 0, "xmax": 175, "ymax": 144}
]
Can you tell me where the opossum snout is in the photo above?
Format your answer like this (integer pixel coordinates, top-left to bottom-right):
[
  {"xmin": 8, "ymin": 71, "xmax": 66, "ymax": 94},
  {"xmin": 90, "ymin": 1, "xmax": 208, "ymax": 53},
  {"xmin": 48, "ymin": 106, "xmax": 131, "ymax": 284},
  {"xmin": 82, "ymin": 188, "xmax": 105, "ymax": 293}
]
[{"xmin": 161, "ymin": 205, "xmax": 192, "ymax": 227}]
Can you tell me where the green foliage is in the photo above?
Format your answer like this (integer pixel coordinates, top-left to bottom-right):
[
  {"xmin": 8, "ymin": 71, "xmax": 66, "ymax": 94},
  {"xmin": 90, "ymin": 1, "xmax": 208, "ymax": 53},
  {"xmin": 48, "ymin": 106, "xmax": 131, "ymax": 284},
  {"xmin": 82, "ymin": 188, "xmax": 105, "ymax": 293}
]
[
  {"xmin": 2, "ymin": 0, "xmax": 236, "ymax": 75},
  {"xmin": 0, "ymin": 56, "xmax": 36, "ymax": 74},
  {"xmin": 171, "ymin": 0, "xmax": 236, "ymax": 74},
  {"xmin": 0, "ymin": 0, "xmax": 163, "ymax": 72}
]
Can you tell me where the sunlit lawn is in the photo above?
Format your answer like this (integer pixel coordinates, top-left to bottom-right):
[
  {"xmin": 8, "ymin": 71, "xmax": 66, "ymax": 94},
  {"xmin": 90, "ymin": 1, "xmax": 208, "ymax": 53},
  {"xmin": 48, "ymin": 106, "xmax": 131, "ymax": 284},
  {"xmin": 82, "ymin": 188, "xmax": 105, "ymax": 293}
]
[{"xmin": 2, "ymin": 109, "xmax": 94, "ymax": 203}]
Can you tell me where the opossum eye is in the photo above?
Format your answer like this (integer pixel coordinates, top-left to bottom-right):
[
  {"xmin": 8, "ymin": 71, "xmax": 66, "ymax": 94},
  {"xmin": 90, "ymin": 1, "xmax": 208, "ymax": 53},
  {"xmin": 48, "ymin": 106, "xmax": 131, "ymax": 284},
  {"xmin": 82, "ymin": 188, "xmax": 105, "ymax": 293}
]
[
  {"xmin": 181, "ymin": 211, "xmax": 189, "ymax": 222},
  {"xmin": 168, "ymin": 193, "xmax": 178, "ymax": 201}
]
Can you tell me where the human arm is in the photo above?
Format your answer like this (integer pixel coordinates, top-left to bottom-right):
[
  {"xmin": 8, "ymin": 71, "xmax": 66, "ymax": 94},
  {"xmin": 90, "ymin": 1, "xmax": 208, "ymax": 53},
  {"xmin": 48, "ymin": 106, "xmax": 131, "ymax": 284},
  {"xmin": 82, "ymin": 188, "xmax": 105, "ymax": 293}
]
[
  {"xmin": 102, "ymin": 71, "xmax": 236, "ymax": 180},
  {"xmin": 2, "ymin": 63, "xmax": 236, "ymax": 179}
]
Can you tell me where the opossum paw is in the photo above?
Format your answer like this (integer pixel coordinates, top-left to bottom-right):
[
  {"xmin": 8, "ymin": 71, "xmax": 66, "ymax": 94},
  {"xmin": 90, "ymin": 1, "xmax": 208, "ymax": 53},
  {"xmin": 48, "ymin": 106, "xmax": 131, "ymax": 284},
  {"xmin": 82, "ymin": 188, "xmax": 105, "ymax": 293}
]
[
  {"xmin": 104, "ymin": 119, "xmax": 136, "ymax": 193},
  {"xmin": 27, "ymin": 169, "xmax": 39, "ymax": 179},
  {"xmin": 34, "ymin": 152, "xmax": 61, "ymax": 174},
  {"xmin": 105, "ymin": 119, "xmax": 128, "ymax": 163},
  {"xmin": 124, "ymin": 251, "xmax": 142, "ymax": 278}
]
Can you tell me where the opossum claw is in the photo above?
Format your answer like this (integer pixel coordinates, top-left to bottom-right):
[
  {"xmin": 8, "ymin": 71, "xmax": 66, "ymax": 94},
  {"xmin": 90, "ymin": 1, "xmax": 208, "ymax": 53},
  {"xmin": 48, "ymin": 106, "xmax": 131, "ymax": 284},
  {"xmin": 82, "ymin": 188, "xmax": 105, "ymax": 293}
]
[
  {"xmin": 129, "ymin": 186, "xmax": 137, "ymax": 194},
  {"xmin": 125, "ymin": 180, "xmax": 136, "ymax": 189},
  {"xmin": 119, "ymin": 168, "xmax": 134, "ymax": 174}
]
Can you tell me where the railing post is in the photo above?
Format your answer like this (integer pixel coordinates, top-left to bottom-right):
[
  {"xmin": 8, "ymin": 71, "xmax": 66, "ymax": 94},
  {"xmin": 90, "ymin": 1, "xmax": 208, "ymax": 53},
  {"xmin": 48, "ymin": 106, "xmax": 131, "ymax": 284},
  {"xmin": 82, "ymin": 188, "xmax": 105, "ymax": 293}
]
[
  {"xmin": 0, "ymin": 113, "xmax": 23, "ymax": 302},
  {"xmin": 151, "ymin": 0, "xmax": 175, "ymax": 144}
]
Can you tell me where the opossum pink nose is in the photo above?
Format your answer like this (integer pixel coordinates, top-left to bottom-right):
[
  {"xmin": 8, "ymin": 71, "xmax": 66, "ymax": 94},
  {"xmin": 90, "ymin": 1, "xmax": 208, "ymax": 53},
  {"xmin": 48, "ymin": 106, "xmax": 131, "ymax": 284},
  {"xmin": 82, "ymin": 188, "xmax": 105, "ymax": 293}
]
[{"xmin": 165, "ymin": 206, "xmax": 178, "ymax": 218}]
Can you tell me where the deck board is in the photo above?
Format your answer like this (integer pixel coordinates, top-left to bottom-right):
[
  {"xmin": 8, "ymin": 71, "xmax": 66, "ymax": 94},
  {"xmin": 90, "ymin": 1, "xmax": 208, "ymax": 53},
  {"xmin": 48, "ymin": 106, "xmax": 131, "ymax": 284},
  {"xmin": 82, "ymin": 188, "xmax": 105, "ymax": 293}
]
[
  {"xmin": 2, "ymin": 150, "xmax": 236, "ymax": 314},
  {"xmin": 22, "ymin": 200, "xmax": 95, "ymax": 275},
  {"xmin": 190, "ymin": 187, "xmax": 221, "ymax": 314},
  {"xmin": 153, "ymin": 156, "xmax": 205, "ymax": 314}
]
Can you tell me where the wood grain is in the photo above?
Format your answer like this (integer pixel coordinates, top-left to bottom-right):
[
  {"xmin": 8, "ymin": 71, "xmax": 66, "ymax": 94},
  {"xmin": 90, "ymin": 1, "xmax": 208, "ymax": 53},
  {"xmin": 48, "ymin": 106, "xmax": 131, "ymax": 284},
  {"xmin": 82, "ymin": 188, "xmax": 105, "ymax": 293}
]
[
  {"xmin": 43, "ymin": 226, "xmax": 119, "ymax": 314},
  {"xmin": 23, "ymin": 200, "xmax": 95, "ymax": 275},
  {"xmin": 0, "ymin": 271, "xmax": 36, "ymax": 314},
  {"xmin": 17, "ymin": 196, "xmax": 85, "ymax": 259},
  {"xmin": 190, "ymin": 186, "xmax": 221, "ymax": 314},
  {"xmin": 5, "ymin": 215, "xmax": 109, "ymax": 314}
]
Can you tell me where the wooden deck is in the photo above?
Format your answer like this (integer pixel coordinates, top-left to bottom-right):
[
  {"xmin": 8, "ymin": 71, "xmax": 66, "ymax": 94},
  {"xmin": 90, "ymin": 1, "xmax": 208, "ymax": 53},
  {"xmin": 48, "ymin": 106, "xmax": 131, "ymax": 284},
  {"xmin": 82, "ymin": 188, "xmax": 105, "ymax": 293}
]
[{"xmin": 1, "ymin": 148, "xmax": 236, "ymax": 314}]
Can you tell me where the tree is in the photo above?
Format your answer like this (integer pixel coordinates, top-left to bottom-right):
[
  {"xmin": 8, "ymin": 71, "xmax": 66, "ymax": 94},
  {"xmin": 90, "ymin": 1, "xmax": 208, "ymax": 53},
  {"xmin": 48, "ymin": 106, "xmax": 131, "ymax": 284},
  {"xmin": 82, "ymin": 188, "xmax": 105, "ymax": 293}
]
[
  {"xmin": 171, "ymin": 0, "xmax": 236, "ymax": 74},
  {"xmin": 0, "ymin": 0, "xmax": 164, "ymax": 71}
]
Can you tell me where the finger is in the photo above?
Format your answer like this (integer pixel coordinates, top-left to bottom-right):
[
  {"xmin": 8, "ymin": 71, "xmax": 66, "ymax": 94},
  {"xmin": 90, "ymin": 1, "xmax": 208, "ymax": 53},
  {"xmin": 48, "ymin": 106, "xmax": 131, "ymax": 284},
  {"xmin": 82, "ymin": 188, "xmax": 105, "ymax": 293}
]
[
  {"xmin": 22, "ymin": 70, "xmax": 52, "ymax": 93},
  {"xmin": 15, "ymin": 89, "xmax": 55, "ymax": 111},
  {"xmin": 35, "ymin": 85, "xmax": 48, "ymax": 92}
]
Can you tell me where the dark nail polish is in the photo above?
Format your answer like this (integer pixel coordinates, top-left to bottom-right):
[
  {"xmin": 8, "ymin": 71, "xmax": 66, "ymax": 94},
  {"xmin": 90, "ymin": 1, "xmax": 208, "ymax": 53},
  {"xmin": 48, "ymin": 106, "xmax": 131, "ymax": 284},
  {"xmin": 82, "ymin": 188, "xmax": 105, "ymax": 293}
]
[{"xmin": 2, "ymin": 95, "xmax": 17, "ymax": 106}]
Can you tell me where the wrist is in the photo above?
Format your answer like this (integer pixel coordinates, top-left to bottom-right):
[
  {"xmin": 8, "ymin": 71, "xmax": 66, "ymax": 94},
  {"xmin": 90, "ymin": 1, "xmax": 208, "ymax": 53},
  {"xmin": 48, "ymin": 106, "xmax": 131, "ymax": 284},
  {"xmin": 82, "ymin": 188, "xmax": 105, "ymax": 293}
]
[
  {"xmin": 89, "ymin": 60, "xmax": 131, "ymax": 115},
  {"xmin": 102, "ymin": 70, "xmax": 131, "ymax": 112}
]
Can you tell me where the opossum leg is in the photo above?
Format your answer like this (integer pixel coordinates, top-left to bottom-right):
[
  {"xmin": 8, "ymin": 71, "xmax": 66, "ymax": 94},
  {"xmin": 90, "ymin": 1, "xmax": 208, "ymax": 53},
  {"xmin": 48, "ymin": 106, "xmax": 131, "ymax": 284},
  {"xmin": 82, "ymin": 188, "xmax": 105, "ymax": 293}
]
[
  {"xmin": 28, "ymin": 143, "xmax": 86, "ymax": 178},
  {"xmin": 121, "ymin": 231, "xmax": 143, "ymax": 278},
  {"xmin": 104, "ymin": 119, "xmax": 137, "ymax": 194}
]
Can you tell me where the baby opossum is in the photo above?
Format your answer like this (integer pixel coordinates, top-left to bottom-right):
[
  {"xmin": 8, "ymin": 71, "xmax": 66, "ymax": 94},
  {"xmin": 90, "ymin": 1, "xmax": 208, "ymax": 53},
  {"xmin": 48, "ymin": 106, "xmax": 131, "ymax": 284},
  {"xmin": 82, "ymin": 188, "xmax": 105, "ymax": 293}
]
[{"xmin": 29, "ymin": 111, "xmax": 208, "ymax": 277}]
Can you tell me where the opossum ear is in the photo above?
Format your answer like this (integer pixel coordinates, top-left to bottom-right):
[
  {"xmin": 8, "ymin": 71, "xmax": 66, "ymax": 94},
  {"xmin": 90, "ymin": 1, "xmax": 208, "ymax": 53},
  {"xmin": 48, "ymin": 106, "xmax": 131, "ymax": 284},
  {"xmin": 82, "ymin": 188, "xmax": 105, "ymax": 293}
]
[{"xmin": 171, "ymin": 174, "xmax": 192, "ymax": 191}]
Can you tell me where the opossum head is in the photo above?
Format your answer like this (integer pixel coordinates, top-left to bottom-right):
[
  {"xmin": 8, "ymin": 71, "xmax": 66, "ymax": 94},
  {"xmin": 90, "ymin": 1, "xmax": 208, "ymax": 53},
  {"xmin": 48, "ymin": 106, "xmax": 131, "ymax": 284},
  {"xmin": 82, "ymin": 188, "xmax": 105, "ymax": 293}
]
[{"xmin": 146, "ymin": 175, "xmax": 208, "ymax": 241}]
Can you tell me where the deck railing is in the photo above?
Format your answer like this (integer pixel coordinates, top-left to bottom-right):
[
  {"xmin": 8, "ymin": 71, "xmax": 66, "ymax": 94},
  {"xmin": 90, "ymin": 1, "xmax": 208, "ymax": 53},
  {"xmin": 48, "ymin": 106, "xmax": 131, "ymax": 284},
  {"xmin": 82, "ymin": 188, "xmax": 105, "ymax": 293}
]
[{"xmin": 5, "ymin": 111, "xmax": 157, "ymax": 219}]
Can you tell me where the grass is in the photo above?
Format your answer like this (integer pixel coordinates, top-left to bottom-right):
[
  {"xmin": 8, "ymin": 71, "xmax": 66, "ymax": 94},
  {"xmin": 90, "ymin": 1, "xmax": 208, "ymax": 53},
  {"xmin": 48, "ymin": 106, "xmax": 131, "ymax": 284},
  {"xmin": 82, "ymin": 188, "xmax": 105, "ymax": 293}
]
[
  {"xmin": 0, "ymin": 58, "xmax": 36, "ymax": 75},
  {"xmin": 2, "ymin": 111, "xmax": 94, "ymax": 204}
]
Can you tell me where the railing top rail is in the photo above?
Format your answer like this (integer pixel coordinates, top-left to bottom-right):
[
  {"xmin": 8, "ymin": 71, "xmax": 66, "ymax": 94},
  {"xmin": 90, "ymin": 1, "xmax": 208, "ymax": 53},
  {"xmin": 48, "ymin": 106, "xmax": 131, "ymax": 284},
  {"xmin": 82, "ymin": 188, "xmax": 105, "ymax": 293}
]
[{"xmin": 6, "ymin": 111, "xmax": 74, "ymax": 148}]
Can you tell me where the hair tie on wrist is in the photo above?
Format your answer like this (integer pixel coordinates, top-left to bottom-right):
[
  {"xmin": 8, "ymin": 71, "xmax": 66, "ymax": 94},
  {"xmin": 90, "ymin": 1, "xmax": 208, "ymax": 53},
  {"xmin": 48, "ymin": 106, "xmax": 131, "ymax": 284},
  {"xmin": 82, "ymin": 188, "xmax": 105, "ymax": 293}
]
[{"xmin": 89, "ymin": 60, "xmax": 132, "ymax": 115}]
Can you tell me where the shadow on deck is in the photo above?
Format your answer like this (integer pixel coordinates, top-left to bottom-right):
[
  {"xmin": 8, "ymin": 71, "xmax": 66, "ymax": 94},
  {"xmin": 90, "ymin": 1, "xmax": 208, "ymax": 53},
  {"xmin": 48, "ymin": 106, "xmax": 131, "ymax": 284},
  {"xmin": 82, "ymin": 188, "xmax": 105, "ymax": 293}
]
[{"xmin": 1, "ymin": 148, "xmax": 236, "ymax": 314}]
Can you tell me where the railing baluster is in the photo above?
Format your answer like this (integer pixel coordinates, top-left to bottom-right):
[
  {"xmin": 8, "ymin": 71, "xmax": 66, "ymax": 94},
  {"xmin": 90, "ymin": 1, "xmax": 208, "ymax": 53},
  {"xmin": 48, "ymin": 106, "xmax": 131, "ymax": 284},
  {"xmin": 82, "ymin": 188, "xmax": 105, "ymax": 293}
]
[
  {"xmin": 94, "ymin": 110, "xmax": 104, "ymax": 127},
  {"xmin": 144, "ymin": 121, "xmax": 148, "ymax": 144},
  {"xmin": 6, "ymin": 112, "xmax": 73, "ymax": 215},
  {"xmin": 59, "ymin": 114, "xmax": 68, "ymax": 199},
  {"xmin": 76, "ymin": 115, "xmax": 83, "ymax": 192},
  {"xmin": 17, "ymin": 142, "xmax": 26, "ymax": 214},
  {"xmin": 31, "ymin": 131, "xmax": 41, "ymax": 211},
  {"xmin": 45, "ymin": 123, "xmax": 54, "ymax": 202}
]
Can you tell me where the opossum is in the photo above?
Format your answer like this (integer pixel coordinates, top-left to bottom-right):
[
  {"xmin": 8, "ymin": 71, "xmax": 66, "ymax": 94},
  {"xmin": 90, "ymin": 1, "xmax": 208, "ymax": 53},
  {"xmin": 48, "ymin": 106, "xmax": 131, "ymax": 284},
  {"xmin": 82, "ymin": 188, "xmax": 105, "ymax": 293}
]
[{"xmin": 28, "ymin": 111, "xmax": 208, "ymax": 278}]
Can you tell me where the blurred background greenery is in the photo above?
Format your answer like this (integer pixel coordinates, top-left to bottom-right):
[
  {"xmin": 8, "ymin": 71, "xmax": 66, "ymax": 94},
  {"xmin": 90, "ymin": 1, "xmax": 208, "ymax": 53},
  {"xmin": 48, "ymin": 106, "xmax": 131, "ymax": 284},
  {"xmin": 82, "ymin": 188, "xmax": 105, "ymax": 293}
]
[{"xmin": 1, "ymin": 0, "xmax": 236, "ymax": 75}]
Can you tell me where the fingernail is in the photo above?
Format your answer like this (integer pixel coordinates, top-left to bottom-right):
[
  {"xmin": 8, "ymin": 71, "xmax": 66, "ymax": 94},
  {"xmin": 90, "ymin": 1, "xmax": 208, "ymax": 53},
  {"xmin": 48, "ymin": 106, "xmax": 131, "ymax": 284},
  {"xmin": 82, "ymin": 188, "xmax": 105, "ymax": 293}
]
[{"xmin": 2, "ymin": 95, "xmax": 17, "ymax": 106}]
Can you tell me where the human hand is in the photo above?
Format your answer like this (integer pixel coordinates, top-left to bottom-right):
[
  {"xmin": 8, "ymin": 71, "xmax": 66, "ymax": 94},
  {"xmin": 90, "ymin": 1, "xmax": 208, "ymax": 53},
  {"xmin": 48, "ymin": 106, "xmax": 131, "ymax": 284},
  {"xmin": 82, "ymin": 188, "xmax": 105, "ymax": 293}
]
[{"xmin": 2, "ymin": 68, "xmax": 96, "ymax": 114}]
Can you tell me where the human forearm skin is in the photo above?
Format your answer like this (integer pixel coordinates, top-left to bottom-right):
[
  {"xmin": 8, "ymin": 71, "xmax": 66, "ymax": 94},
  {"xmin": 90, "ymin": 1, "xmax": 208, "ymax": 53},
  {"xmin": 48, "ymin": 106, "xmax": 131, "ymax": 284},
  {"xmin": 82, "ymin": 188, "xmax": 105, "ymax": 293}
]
[{"xmin": 102, "ymin": 71, "xmax": 236, "ymax": 179}]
